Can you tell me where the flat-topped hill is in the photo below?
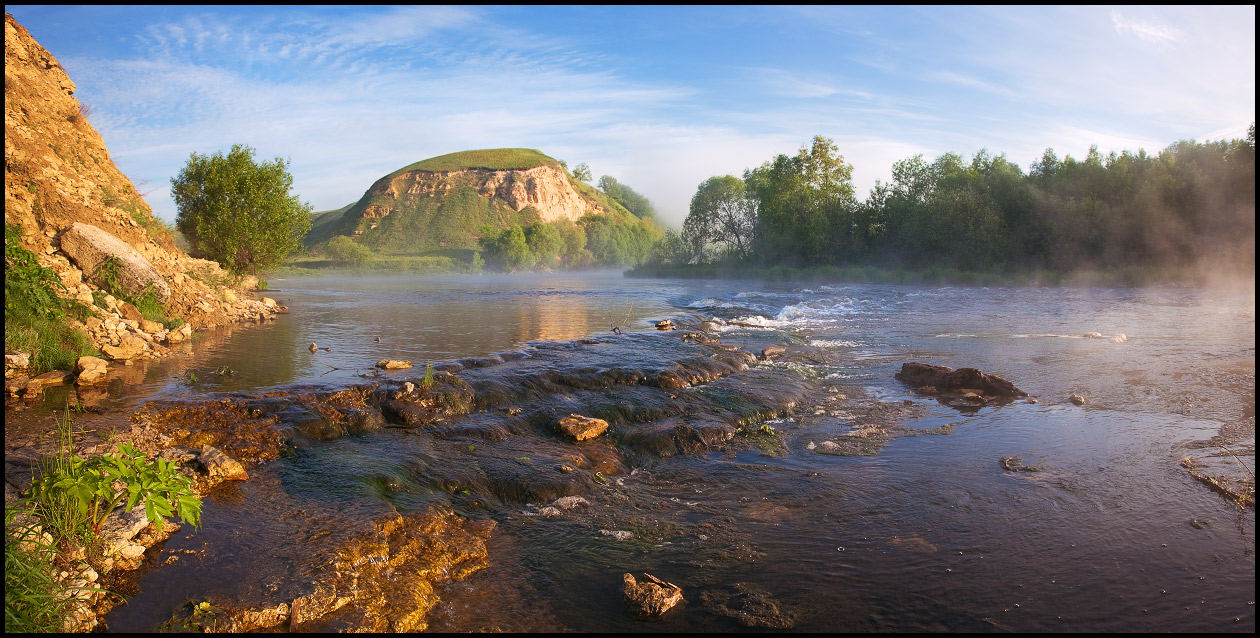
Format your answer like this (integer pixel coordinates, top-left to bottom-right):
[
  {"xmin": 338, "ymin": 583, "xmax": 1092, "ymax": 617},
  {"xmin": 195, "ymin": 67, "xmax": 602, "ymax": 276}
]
[{"xmin": 309, "ymin": 149, "xmax": 626, "ymax": 255}]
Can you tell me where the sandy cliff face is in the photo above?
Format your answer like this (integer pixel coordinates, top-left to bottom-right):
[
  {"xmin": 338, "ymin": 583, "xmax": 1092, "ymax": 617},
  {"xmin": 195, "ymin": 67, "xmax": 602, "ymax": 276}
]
[
  {"xmin": 364, "ymin": 165, "xmax": 607, "ymax": 223},
  {"xmin": 4, "ymin": 13, "xmax": 279, "ymax": 358}
]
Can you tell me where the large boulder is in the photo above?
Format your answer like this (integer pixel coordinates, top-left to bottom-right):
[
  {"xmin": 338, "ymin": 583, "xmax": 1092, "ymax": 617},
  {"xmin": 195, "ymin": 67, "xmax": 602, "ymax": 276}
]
[
  {"xmin": 101, "ymin": 335, "xmax": 147, "ymax": 361},
  {"xmin": 59, "ymin": 222, "xmax": 171, "ymax": 299},
  {"xmin": 895, "ymin": 362, "xmax": 1026, "ymax": 398},
  {"xmin": 74, "ymin": 356, "xmax": 108, "ymax": 384}
]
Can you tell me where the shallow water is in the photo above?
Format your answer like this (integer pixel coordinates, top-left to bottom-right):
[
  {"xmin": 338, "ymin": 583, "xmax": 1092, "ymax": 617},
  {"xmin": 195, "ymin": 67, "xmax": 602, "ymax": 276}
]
[{"xmin": 61, "ymin": 273, "xmax": 1254, "ymax": 632}]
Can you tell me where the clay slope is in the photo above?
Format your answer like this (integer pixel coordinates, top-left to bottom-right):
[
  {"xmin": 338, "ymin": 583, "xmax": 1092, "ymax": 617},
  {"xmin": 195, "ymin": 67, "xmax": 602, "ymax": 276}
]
[{"xmin": 4, "ymin": 13, "xmax": 280, "ymax": 370}]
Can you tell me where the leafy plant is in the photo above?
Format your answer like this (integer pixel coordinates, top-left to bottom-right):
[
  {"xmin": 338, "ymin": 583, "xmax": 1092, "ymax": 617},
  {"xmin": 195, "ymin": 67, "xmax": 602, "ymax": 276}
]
[
  {"xmin": 5, "ymin": 224, "xmax": 67, "ymax": 320},
  {"xmin": 28, "ymin": 423, "xmax": 201, "ymax": 539},
  {"xmin": 420, "ymin": 364, "xmax": 436, "ymax": 390}
]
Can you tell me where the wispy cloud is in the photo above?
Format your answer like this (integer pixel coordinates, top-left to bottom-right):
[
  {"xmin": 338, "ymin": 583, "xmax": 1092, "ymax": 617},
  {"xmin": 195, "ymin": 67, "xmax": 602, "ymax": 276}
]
[{"xmin": 1110, "ymin": 11, "xmax": 1181, "ymax": 46}]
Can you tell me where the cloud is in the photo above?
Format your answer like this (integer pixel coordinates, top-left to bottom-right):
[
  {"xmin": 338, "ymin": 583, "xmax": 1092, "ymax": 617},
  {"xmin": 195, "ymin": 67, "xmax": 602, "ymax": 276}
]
[{"xmin": 1110, "ymin": 11, "xmax": 1181, "ymax": 45}]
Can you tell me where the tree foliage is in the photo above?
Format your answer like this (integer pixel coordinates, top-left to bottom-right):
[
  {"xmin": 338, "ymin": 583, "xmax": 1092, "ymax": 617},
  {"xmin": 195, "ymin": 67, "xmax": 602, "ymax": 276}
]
[
  {"xmin": 684, "ymin": 175, "xmax": 757, "ymax": 260},
  {"xmin": 598, "ymin": 175, "xmax": 657, "ymax": 218},
  {"xmin": 673, "ymin": 128, "xmax": 1255, "ymax": 275},
  {"xmin": 172, "ymin": 144, "xmax": 312, "ymax": 274},
  {"xmin": 571, "ymin": 162, "xmax": 592, "ymax": 182},
  {"xmin": 324, "ymin": 235, "xmax": 373, "ymax": 265}
]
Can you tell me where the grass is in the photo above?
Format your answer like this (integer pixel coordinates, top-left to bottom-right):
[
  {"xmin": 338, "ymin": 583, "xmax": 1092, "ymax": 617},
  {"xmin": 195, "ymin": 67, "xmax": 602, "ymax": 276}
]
[
  {"xmin": 4, "ymin": 508, "xmax": 75, "ymax": 633},
  {"xmin": 5, "ymin": 224, "xmax": 100, "ymax": 375},
  {"xmin": 387, "ymin": 148, "xmax": 560, "ymax": 178}
]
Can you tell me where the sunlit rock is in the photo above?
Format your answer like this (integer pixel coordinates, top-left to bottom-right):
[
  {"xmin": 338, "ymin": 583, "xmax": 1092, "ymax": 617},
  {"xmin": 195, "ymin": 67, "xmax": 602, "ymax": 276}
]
[
  {"xmin": 557, "ymin": 413, "xmax": 609, "ymax": 440},
  {"xmin": 623, "ymin": 573, "xmax": 684, "ymax": 619}
]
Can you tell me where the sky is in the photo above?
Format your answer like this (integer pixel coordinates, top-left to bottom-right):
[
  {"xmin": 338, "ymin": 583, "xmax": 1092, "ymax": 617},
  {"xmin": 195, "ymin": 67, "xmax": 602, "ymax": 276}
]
[{"xmin": 7, "ymin": 5, "xmax": 1255, "ymax": 228}]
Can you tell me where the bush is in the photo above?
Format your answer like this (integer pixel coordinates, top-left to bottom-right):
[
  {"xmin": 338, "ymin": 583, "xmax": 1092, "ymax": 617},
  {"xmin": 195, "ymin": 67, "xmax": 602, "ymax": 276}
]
[
  {"xmin": 324, "ymin": 235, "xmax": 373, "ymax": 265},
  {"xmin": 172, "ymin": 144, "xmax": 312, "ymax": 275}
]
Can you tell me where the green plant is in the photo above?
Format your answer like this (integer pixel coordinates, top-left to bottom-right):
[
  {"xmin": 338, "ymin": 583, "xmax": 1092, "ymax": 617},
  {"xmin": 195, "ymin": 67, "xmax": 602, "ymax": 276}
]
[
  {"xmin": 4, "ymin": 508, "xmax": 76, "ymax": 633},
  {"xmin": 5, "ymin": 224, "xmax": 67, "ymax": 320},
  {"xmin": 420, "ymin": 364, "xmax": 435, "ymax": 390},
  {"xmin": 172, "ymin": 143, "xmax": 312, "ymax": 275},
  {"xmin": 28, "ymin": 421, "xmax": 201, "ymax": 538}
]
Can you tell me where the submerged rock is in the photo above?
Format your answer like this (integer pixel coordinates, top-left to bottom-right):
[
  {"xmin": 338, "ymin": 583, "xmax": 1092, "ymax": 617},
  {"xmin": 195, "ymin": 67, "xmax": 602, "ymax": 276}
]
[
  {"xmin": 624, "ymin": 572, "xmax": 684, "ymax": 619},
  {"xmin": 699, "ymin": 582, "xmax": 795, "ymax": 629}
]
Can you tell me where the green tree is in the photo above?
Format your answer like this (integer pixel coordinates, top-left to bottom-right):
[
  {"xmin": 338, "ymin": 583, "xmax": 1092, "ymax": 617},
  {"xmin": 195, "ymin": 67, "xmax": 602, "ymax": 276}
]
[
  {"xmin": 325, "ymin": 235, "xmax": 373, "ymax": 265},
  {"xmin": 598, "ymin": 175, "xmax": 656, "ymax": 218},
  {"xmin": 684, "ymin": 175, "xmax": 757, "ymax": 260},
  {"xmin": 571, "ymin": 162, "xmax": 592, "ymax": 182},
  {"xmin": 171, "ymin": 144, "xmax": 312, "ymax": 274}
]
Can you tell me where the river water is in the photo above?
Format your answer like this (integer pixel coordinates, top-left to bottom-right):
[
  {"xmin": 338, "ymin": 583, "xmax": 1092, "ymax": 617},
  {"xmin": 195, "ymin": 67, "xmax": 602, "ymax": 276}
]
[{"xmin": 42, "ymin": 272, "xmax": 1253, "ymax": 632}]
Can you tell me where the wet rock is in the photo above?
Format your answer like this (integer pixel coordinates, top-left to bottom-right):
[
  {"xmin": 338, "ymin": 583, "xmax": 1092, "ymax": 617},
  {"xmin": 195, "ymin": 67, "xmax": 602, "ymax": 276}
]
[
  {"xmin": 5, "ymin": 352, "xmax": 31, "ymax": 376},
  {"xmin": 1111, "ymin": 333, "xmax": 1128, "ymax": 343},
  {"xmin": 74, "ymin": 355, "xmax": 108, "ymax": 384},
  {"xmin": 557, "ymin": 413, "xmax": 609, "ymax": 441},
  {"xmin": 1069, "ymin": 393, "xmax": 1087, "ymax": 406},
  {"xmin": 200, "ymin": 444, "xmax": 249, "ymax": 480},
  {"xmin": 700, "ymin": 582, "xmax": 795, "ymax": 629},
  {"xmin": 623, "ymin": 573, "xmax": 683, "ymax": 619},
  {"xmin": 895, "ymin": 362, "xmax": 1026, "ymax": 398},
  {"xmin": 377, "ymin": 359, "xmax": 413, "ymax": 370},
  {"xmin": 655, "ymin": 319, "xmax": 676, "ymax": 331},
  {"xmin": 1083, "ymin": 332, "xmax": 1103, "ymax": 338},
  {"xmin": 761, "ymin": 346, "xmax": 786, "ymax": 360},
  {"xmin": 601, "ymin": 529, "xmax": 635, "ymax": 541}
]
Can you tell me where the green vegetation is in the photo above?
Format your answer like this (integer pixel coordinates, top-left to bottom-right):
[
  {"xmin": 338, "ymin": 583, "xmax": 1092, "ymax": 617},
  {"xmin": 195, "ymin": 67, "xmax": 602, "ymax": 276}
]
[
  {"xmin": 94, "ymin": 255, "xmax": 172, "ymax": 326},
  {"xmin": 659, "ymin": 126, "xmax": 1256, "ymax": 279},
  {"xmin": 598, "ymin": 175, "xmax": 656, "ymax": 218},
  {"xmin": 172, "ymin": 143, "xmax": 312, "ymax": 275},
  {"xmin": 7, "ymin": 415, "xmax": 202, "ymax": 631},
  {"xmin": 5, "ymin": 507, "xmax": 73, "ymax": 633},
  {"xmin": 5, "ymin": 224, "xmax": 98, "ymax": 375},
  {"xmin": 386, "ymin": 148, "xmax": 559, "ymax": 178},
  {"xmin": 323, "ymin": 235, "xmax": 374, "ymax": 266}
]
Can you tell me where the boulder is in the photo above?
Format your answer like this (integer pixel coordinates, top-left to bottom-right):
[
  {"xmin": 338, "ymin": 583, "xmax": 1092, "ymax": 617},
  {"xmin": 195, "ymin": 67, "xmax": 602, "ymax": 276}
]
[
  {"xmin": 139, "ymin": 319, "xmax": 164, "ymax": 333},
  {"xmin": 557, "ymin": 414, "xmax": 609, "ymax": 441},
  {"xmin": 74, "ymin": 356, "xmax": 108, "ymax": 384},
  {"xmin": 895, "ymin": 362, "xmax": 1026, "ymax": 398},
  {"xmin": 623, "ymin": 573, "xmax": 683, "ymax": 619},
  {"xmin": 59, "ymin": 223, "xmax": 171, "ymax": 300},
  {"xmin": 101, "ymin": 335, "xmax": 146, "ymax": 361}
]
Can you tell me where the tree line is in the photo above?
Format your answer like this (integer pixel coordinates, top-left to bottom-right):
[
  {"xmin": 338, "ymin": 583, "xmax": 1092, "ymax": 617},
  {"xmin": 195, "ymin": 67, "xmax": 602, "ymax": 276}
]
[{"xmin": 671, "ymin": 127, "xmax": 1255, "ymax": 274}]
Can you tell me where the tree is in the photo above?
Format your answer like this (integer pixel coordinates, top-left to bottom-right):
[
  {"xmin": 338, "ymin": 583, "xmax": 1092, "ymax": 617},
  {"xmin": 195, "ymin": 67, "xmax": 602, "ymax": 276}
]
[
  {"xmin": 172, "ymin": 144, "xmax": 312, "ymax": 274},
  {"xmin": 684, "ymin": 175, "xmax": 757, "ymax": 260},
  {"xmin": 325, "ymin": 235, "xmax": 373, "ymax": 265},
  {"xmin": 571, "ymin": 162, "xmax": 592, "ymax": 182}
]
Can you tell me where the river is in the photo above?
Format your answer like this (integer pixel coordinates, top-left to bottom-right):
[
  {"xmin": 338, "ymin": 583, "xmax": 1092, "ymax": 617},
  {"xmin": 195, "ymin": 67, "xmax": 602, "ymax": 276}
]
[{"xmin": 18, "ymin": 272, "xmax": 1254, "ymax": 632}]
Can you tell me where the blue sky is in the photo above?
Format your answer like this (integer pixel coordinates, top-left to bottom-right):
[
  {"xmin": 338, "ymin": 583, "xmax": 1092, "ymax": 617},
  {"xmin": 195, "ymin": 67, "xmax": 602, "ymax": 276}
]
[{"xmin": 8, "ymin": 5, "xmax": 1255, "ymax": 228}]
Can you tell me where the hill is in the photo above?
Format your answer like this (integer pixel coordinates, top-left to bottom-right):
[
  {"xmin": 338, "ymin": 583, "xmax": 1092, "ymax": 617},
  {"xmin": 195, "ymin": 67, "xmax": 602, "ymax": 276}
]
[
  {"xmin": 4, "ymin": 12, "xmax": 282, "ymax": 381},
  {"xmin": 308, "ymin": 148, "xmax": 631, "ymax": 255}
]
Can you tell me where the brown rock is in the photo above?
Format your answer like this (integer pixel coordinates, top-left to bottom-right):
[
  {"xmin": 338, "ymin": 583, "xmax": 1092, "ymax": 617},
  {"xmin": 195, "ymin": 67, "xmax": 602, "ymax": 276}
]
[
  {"xmin": 200, "ymin": 445, "xmax": 249, "ymax": 480},
  {"xmin": 139, "ymin": 319, "xmax": 163, "ymax": 333},
  {"xmin": 376, "ymin": 359, "xmax": 413, "ymax": 370},
  {"xmin": 623, "ymin": 573, "xmax": 683, "ymax": 619},
  {"xmin": 557, "ymin": 414, "xmax": 609, "ymax": 441},
  {"xmin": 895, "ymin": 362, "xmax": 1026, "ymax": 398},
  {"xmin": 74, "ymin": 356, "xmax": 108, "ymax": 384},
  {"xmin": 102, "ymin": 335, "xmax": 146, "ymax": 361}
]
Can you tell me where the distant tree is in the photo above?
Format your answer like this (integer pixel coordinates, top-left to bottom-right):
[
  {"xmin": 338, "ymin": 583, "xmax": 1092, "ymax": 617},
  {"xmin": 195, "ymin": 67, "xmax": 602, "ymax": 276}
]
[
  {"xmin": 324, "ymin": 235, "xmax": 373, "ymax": 265},
  {"xmin": 684, "ymin": 175, "xmax": 757, "ymax": 260},
  {"xmin": 745, "ymin": 135, "xmax": 856, "ymax": 265},
  {"xmin": 572, "ymin": 162, "xmax": 592, "ymax": 182},
  {"xmin": 171, "ymin": 144, "xmax": 311, "ymax": 274},
  {"xmin": 598, "ymin": 175, "xmax": 656, "ymax": 218}
]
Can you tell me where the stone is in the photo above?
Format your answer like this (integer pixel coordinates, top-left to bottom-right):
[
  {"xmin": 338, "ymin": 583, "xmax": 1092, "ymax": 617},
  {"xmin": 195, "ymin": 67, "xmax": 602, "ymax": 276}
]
[
  {"xmin": 623, "ymin": 573, "xmax": 683, "ymax": 619},
  {"xmin": 895, "ymin": 362, "xmax": 1026, "ymax": 398},
  {"xmin": 58, "ymin": 222, "xmax": 171, "ymax": 299},
  {"xmin": 101, "ymin": 335, "xmax": 146, "ymax": 361},
  {"xmin": 74, "ymin": 356, "xmax": 108, "ymax": 384},
  {"xmin": 166, "ymin": 324, "xmax": 192, "ymax": 344},
  {"xmin": 655, "ymin": 319, "xmax": 676, "ymax": 331},
  {"xmin": 1111, "ymin": 333, "xmax": 1128, "ymax": 343},
  {"xmin": 117, "ymin": 300, "xmax": 143, "ymax": 322},
  {"xmin": 376, "ymin": 359, "xmax": 413, "ymax": 370},
  {"xmin": 557, "ymin": 413, "xmax": 609, "ymax": 441},
  {"xmin": 6, "ymin": 353, "xmax": 31, "ymax": 369},
  {"xmin": 139, "ymin": 319, "xmax": 163, "ymax": 333},
  {"xmin": 1070, "ymin": 393, "xmax": 1088, "ymax": 406},
  {"xmin": 761, "ymin": 346, "xmax": 786, "ymax": 359},
  {"xmin": 201, "ymin": 445, "xmax": 249, "ymax": 480}
]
